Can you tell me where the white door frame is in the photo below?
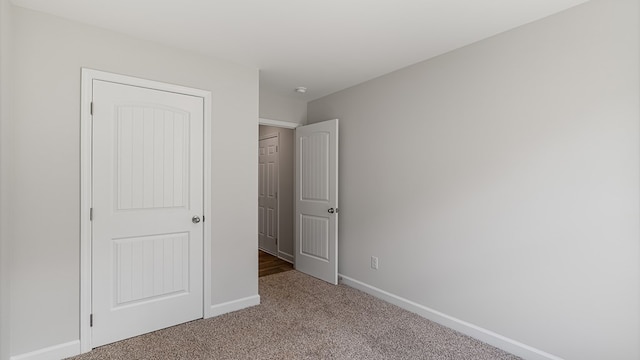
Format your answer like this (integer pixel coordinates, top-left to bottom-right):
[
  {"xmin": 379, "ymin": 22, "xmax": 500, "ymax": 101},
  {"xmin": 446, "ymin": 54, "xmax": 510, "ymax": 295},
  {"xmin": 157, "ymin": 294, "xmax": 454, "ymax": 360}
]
[
  {"xmin": 259, "ymin": 118, "xmax": 299, "ymax": 129},
  {"xmin": 80, "ymin": 68, "xmax": 213, "ymax": 353}
]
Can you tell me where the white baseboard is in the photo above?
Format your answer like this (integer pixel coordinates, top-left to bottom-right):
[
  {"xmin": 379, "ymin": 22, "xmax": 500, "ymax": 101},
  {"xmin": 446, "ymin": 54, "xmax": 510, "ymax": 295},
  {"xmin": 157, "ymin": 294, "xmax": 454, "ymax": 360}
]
[
  {"xmin": 338, "ymin": 274, "xmax": 564, "ymax": 360},
  {"xmin": 9, "ymin": 280, "xmax": 562, "ymax": 360},
  {"xmin": 10, "ymin": 296, "xmax": 260, "ymax": 360},
  {"xmin": 258, "ymin": 247, "xmax": 278, "ymax": 257},
  {"xmin": 277, "ymin": 252, "xmax": 294, "ymax": 264},
  {"xmin": 208, "ymin": 295, "xmax": 260, "ymax": 318},
  {"xmin": 10, "ymin": 340, "xmax": 80, "ymax": 360}
]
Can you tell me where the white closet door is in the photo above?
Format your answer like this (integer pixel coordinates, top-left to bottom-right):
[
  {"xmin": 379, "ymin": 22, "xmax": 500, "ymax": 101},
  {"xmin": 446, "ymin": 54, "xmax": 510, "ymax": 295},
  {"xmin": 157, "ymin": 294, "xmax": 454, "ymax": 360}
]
[{"xmin": 91, "ymin": 80, "xmax": 204, "ymax": 347}]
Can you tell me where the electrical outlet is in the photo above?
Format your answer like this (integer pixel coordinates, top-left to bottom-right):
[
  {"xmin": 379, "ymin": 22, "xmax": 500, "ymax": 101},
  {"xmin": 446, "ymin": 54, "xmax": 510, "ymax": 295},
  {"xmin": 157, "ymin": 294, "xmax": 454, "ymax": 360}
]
[{"xmin": 371, "ymin": 256, "xmax": 379, "ymax": 270}]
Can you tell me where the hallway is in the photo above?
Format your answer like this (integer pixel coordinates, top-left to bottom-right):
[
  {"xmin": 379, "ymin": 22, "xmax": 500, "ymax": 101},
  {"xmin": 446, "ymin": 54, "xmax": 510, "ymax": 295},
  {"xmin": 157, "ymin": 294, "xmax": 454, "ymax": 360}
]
[{"xmin": 259, "ymin": 251, "xmax": 293, "ymax": 277}]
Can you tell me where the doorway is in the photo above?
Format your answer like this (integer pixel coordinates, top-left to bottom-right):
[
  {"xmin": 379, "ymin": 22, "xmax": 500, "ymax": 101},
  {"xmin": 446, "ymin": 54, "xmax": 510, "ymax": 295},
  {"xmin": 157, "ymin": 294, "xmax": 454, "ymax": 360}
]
[
  {"xmin": 258, "ymin": 124, "xmax": 295, "ymax": 264},
  {"xmin": 257, "ymin": 118, "xmax": 339, "ymax": 284}
]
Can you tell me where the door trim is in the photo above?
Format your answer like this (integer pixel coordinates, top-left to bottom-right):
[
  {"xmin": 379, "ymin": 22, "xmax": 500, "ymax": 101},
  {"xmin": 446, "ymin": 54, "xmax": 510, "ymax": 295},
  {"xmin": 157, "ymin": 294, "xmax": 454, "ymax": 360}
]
[
  {"xmin": 259, "ymin": 117, "xmax": 300, "ymax": 129},
  {"xmin": 80, "ymin": 68, "xmax": 213, "ymax": 353}
]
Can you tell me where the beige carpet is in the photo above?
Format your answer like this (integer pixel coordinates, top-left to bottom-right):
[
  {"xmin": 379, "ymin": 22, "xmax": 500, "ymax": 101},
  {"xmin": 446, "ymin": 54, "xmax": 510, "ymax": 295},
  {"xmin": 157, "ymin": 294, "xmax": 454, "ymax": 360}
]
[{"xmin": 69, "ymin": 271, "xmax": 520, "ymax": 360}]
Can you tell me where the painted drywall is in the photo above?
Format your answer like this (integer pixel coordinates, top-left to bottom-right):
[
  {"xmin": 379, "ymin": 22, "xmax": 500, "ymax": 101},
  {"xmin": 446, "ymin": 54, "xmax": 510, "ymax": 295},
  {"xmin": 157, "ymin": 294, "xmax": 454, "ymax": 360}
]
[
  {"xmin": 8, "ymin": 6, "xmax": 258, "ymax": 357},
  {"xmin": 259, "ymin": 125, "xmax": 294, "ymax": 261},
  {"xmin": 0, "ymin": 0, "xmax": 13, "ymax": 358},
  {"xmin": 259, "ymin": 89, "xmax": 307, "ymax": 125},
  {"xmin": 308, "ymin": 0, "xmax": 640, "ymax": 359}
]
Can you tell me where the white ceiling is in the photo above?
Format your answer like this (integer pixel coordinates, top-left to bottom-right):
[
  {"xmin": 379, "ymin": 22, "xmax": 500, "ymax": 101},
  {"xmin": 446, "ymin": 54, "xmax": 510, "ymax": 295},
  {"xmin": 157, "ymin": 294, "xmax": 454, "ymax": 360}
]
[{"xmin": 12, "ymin": 0, "xmax": 588, "ymax": 102}]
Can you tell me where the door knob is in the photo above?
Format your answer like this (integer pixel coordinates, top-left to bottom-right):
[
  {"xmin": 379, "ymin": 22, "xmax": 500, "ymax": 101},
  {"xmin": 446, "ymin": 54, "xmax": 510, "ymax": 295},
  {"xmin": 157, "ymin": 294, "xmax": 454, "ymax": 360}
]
[
  {"xmin": 328, "ymin": 208, "xmax": 338, "ymax": 214},
  {"xmin": 192, "ymin": 216, "xmax": 201, "ymax": 224}
]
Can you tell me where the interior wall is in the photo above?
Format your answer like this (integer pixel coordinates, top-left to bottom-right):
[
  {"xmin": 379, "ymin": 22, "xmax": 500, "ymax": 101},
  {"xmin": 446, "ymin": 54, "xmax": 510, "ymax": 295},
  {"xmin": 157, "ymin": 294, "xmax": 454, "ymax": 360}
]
[
  {"xmin": 9, "ymin": 6, "xmax": 258, "ymax": 357},
  {"xmin": 259, "ymin": 89, "xmax": 307, "ymax": 125},
  {"xmin": 308, "ymin": 0, "xmax": 639, "ymax": 359},
  {"xmin": 259, "ymin": 125, "xmax": 294, "ymax": 262},
  {"xmin": 0, "ymin": 0, "xmax": 13, "ymax": 358}
]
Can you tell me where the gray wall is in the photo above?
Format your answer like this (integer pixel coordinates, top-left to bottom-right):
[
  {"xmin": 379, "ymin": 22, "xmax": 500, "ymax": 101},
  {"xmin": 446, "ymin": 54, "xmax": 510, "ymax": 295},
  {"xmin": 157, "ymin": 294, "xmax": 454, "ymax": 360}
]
[
  {"xmin": 259, "ymin": 125, "xmax": 294, "ymax": 262},
  {"xmin": 7, "ymin": 6, "xmax": 258, "ymax": 357},
  {"xmin": 259, "ymin": 89, "xmax": 307, "ymax": 125},
  {"xmin": 0, "ymin": 0, "xmax": 13, "ymax": 358},
  {"xmin": 308, "ymin": 0, "xmax": 639, "ymax": 359}
]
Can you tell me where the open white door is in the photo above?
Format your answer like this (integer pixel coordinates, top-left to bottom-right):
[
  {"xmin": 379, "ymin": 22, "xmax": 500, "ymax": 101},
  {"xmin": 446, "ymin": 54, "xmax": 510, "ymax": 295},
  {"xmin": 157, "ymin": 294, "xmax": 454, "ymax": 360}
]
[{"xmin": 295, "ymin": 119, "xmax": 339, "ymax": 284}]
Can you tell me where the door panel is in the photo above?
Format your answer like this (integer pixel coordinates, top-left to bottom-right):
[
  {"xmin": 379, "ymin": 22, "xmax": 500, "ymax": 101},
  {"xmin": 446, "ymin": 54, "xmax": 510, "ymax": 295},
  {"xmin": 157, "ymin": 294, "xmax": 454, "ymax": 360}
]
[
  {"xmin": 115, "ymin": 106, "xmax": 189, "ymax": 209},
  {"xmin": 258, "ymin": 135, "xmax": 279, "ymax": 255},
  {"xmin": 300, "ymin": 215, "xmax": 329, "ymax": 260},
  {"xmin": 295, "ymin": 119, "xmax": 338, "ymax": 284},
  {"xmin": 113, "ymin": 233, "xmax": 189, "ymax": 305},
  {"xmin": 92, "ymin": 80, "xmax": 204, "ymax": 347},
  {"xmin": 300, "ymin": 132, "xmax": 330, "ymax": 201}
]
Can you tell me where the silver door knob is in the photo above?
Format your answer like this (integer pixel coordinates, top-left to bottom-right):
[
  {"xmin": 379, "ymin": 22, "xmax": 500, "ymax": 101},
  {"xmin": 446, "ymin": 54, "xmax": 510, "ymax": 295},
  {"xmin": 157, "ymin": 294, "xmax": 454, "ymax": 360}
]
[
  {"xmin": 328, "ymin": 208, "xmax": 335, "ymax": 214},
  {"xmin": 192, "ymin": 216, "xmax": 201, "ymax": 224}
]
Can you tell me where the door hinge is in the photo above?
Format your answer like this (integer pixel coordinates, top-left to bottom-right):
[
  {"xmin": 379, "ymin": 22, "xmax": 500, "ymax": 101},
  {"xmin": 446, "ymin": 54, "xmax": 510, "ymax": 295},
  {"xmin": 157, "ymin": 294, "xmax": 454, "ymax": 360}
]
[
  {"xmin": 275, "ymin": 238, "xmax": 278, "ymax": 244},
  {"xmin": 89, "ymin": 208, "xmax": 93, "ymax": 221},
  {"xmin": 276, "ymin": 145, "xmax": 278, "ymax": 152},
  {"xmin": 90, "ymin": 314, "xmax": 93, "ymax": 327},
  {"xmin": 275, "ymin": 191, "xmax": 278, "ymax": 199},
  {"xmin": 90, "ymin": 102, "xmax": 94, "ymax": 116}
]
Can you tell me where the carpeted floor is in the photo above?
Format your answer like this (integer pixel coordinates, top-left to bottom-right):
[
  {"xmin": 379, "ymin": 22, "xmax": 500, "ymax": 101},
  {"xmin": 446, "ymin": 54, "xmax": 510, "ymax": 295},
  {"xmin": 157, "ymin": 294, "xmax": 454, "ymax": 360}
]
[{"xmin": 68, "ymin": 271, "xmax": 521, "ymax": 360}]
